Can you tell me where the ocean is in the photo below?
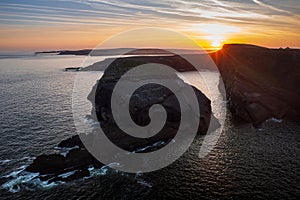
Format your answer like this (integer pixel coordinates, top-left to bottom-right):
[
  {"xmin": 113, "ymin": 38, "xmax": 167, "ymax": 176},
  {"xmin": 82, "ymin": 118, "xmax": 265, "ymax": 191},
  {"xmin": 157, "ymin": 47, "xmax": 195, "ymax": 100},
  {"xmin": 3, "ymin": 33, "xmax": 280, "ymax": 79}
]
[{"xmin": 0, "ymin": 55, "xmax": 299, "ymax": 199}]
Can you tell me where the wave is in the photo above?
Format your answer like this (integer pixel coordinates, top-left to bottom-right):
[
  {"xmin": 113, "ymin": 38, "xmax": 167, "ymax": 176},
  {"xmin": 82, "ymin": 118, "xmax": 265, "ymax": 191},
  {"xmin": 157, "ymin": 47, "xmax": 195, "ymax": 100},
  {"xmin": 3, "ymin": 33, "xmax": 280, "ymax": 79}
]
[
  {"xmin": 0, "ymin": 159, "xmax": 11, "ymax": 165},
  {"xmin": 1, "ymin": 162, "xmax": 152, "ymax": 193},
  {"xmin": 0, "ymin": 156, "xmax": 35, "ymax": 166},
  {"xmin": 266, "ymin": 117, "xmax": 283, "ymax": 123},
  {"xmin": 134, "ymin": 141, "xmax": 166, "ymax": 153}
]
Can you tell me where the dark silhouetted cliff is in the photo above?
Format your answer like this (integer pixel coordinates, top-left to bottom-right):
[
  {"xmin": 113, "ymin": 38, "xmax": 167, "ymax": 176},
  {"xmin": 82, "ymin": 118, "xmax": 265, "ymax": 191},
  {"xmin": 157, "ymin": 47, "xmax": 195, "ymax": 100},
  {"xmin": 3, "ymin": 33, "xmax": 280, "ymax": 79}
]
[{"xmin": 210, "ymin": 44, "xmax": 300, "ymax": 126}]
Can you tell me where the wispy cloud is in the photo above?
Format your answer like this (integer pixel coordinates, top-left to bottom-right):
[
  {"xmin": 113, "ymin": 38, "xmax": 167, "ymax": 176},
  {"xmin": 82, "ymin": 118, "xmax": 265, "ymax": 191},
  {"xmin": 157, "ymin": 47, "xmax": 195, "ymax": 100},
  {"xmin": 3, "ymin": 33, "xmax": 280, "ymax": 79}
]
[
  {"xmin": 252, "ymin": 0, "xmax": 291, "ymax": 14},
  {"xmin": 1, "ymin": 0, "xmax": 299, "ymax": 27},
  {"xmin": 0, "ymin": 0, "xmax": 299, "ymax": 50}
]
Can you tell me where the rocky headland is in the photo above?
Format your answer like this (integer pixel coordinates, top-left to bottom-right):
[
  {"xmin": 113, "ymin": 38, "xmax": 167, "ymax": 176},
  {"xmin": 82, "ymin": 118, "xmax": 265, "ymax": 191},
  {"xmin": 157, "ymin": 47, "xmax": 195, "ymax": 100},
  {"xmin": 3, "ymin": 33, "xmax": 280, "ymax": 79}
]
[
  {"xmin": 210, "ymin": 44, "xmax": 300, "ymax": 127},
  {"xmin": 25, "ymin": 44, "xmax": 300, "ymax": 182},
  {"xmin": 25, "ymin": 51, "xmax": 216, "ymax": 181}
]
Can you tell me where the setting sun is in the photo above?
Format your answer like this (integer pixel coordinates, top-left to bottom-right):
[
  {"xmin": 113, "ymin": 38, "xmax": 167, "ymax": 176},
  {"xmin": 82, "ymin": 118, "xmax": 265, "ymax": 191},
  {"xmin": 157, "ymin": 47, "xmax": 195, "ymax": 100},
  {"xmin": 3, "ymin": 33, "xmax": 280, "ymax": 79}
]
[
  {"xmin": 211, "ymin": 41, "xmax": 222, "ymax": 48},
  {"xmin": 191, "ymin": 24, "xmax": 241, "ymax": 49},
  {"xmin": 205, "ymin": 35, "xmax": 224, "ymax": 48}
]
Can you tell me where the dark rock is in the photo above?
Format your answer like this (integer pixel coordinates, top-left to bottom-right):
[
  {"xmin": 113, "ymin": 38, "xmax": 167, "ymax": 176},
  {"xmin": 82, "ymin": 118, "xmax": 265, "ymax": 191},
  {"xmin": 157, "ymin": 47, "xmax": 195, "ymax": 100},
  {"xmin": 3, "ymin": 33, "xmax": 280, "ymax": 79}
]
[
  {"xmin": 64, "ymin": 148, "xmax": 96, "ymax": 168},
  {"xmin": 210, "ymin": 44, "xmax": 300, "ymax": 126},
  {"xmin": 65, "ymin": 67, "xmax": 82, "ymax": 71},
  {"xmin": 58, "ymin": 135, "xmax": 83, "ymax": 148},
  {"xmin": 90, "ymin": 53, "xmax": 216, "ymax": 152},
  {"xmin": 25, "ymin": 148, "xmax": 102, "ymax": 179},
  {"xmin": 25, "ymin": 154, "xmax": 66, "ymax": 174}
]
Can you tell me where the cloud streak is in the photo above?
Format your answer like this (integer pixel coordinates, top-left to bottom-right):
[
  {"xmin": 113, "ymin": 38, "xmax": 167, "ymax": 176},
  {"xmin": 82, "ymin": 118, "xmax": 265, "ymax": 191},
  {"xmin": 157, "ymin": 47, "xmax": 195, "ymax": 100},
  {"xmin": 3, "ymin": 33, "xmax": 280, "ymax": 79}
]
[
  {"xmin": 252, "ymin": 0, "xmax": 291, "ymax": 14},
  {"xmin": 1, "ymin": 0, "xmax": 299, "ymax": 27},
  {"xmin": 0, "ymin": 0, "xmax": 300, "ymax": 50}
]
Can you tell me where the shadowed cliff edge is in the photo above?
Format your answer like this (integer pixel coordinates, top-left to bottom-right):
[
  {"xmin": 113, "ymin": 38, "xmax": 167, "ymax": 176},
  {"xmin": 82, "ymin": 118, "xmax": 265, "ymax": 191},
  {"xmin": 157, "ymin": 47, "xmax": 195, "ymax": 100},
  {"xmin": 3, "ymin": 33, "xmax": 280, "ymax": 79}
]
[{"xmin": 210, "ymin": 44, "xmax": 300, "ymax": 127}]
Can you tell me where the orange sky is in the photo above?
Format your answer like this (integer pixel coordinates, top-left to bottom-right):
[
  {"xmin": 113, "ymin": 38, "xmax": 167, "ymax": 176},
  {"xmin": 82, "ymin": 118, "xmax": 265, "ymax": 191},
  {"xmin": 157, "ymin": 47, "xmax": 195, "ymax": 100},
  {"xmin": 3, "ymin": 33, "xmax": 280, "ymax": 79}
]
[{"xmin": 1, "ymin": 0, "xmax": 300, "ymax": 52}]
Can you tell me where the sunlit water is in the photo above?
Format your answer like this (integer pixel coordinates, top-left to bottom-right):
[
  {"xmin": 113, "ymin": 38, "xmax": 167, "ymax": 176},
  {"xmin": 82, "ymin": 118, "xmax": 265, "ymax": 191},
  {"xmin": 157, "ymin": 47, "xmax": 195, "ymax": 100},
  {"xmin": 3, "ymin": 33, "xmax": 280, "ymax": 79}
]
[{"xmin": 0, "ymin": 55, "xmax": 299, "ymax": 199}]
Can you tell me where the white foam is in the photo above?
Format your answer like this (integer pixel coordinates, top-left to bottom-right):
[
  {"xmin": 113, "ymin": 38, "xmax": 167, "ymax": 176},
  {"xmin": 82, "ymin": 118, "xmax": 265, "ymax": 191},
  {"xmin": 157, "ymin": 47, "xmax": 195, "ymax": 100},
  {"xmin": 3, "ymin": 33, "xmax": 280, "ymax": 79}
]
[
  {"xmin": 88, "ymin": 165, "xmax": 109, "ymax": 176},
  {"xmin": 54, "ymin": 145, "xmax": 79, "ymax": 151},
  {"xmin": 0, "ymin": 159, "xmax": 11, "ymax": 164},
  {"xmin": 137, "ymin": 179, "xmax": 153, "ymax": 188},
  {"xmin": 1, "ymin": 165, "xmax": 60, "ymax": 193},
  {"xmin": 134, "ymin": 172, "xmax": 153, "ymax": 188},
  {"xmin": 3, "ymin": 165, "xmax": 27, "ymax": 178},
  {"xmin": 134, "ymin": 141, "xmax": 165, "ymax": 153},
  {"xmin": 2, "ymin": 169, "xmax": 39, "ymax": 193},
  {"xmin": 107, "ymin": 162, "xmax": 121, "ymax": 168},
  {"xmin": 58, "ymin": 170, "xmax": 77, "ymax": 178},
  {"xmin": 2, "ymin": 162, "xmax": 126, "ymax": 193},
  {"xmin": 267, "ymin": 117, "xmax": 283, "ymax": 123},
  {"xmin": 0, "ymin": 156, "xmax": 35, "ymax": 165},
  {"xmin": 59, "ymin": 146, "xmax": 80, "ymax": 157},
  {"xmin": 18, "ymin": 156, "xmax": 35, "ymax": 162},
  {"xmin": 83, "ymin": 116, "xmax": 99, "ymax": 126}
]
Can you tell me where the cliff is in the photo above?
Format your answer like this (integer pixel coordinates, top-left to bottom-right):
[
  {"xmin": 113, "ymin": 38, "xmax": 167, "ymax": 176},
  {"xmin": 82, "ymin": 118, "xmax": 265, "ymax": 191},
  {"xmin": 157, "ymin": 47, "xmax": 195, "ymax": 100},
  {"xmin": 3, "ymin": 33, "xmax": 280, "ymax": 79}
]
[{"xmin": 210, "ymin": 44, "xmax": 300, "ymax": 126}]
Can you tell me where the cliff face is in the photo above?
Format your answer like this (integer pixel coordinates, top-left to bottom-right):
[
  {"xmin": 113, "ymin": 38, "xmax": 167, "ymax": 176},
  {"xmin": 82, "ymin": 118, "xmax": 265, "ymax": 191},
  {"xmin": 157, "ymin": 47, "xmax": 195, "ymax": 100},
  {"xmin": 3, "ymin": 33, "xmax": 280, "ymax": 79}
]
[{"xmin": 210, "ymin": 44, "xmax": 300, "ymax": 126}]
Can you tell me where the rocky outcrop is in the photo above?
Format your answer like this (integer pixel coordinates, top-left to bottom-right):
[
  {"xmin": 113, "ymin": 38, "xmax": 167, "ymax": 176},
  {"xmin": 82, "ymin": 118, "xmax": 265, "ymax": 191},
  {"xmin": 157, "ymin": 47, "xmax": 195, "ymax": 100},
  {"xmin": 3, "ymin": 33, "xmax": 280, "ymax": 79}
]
[
  {"xmin": 90, "ymin": 54, "xmax": 216, "ymax": 151},
  {"xmin": 57, "ymin": 134, "xmax": 84, "ymax": 148},
  {"xmin": 25, "ymin": 51, "xmax": 216, "ymax": 182},
  {"xmin": 210, "ymin": 44, "xmax": 300, "ymax": 127},
  {"xmin": 26, "ymin": 147, "xmax": 102, "ymax": 175}
]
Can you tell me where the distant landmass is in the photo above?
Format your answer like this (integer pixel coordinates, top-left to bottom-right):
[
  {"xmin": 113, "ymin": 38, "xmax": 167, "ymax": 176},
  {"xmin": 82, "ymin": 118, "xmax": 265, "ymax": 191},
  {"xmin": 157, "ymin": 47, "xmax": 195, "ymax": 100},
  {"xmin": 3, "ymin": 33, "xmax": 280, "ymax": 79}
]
[
  {"xmin": 35, "ymin": 48, "xmax": 211, "ymax": 56},
  {"xmin": 35, "ymin": 48, "xmax": 131, "ymax": 56}
]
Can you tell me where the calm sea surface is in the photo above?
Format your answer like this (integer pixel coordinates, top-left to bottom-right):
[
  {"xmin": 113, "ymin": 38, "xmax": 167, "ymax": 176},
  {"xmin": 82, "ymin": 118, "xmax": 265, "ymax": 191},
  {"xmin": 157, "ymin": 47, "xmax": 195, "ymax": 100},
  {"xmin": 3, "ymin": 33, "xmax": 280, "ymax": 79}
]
[{"xmin": 0, "ymin": 55, "xmax": 299, "ymax": 199}]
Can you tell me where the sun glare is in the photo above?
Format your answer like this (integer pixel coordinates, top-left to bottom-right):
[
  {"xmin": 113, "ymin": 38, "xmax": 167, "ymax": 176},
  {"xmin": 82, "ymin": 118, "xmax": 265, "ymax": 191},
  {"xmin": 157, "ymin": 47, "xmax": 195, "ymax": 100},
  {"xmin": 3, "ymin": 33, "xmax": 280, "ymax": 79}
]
[
  {"xmin": 205, "ymin": 35, "xmax": 224, "ymax": 49},
  {"xmin": 192, "ymin": 24, "xmax": 241, "ymax": 49},
  {"xmin": 211, "ymin": 40, "xmax": 222, "ymax": 48}
]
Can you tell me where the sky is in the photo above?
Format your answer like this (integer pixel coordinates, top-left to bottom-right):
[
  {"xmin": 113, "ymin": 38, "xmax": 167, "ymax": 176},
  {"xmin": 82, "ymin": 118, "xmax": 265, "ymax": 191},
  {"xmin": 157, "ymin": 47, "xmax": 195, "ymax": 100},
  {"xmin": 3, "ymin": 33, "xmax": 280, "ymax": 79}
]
[{"xmin": 1, "ymin": 0, "xmax": 300, "ymax": 52}]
